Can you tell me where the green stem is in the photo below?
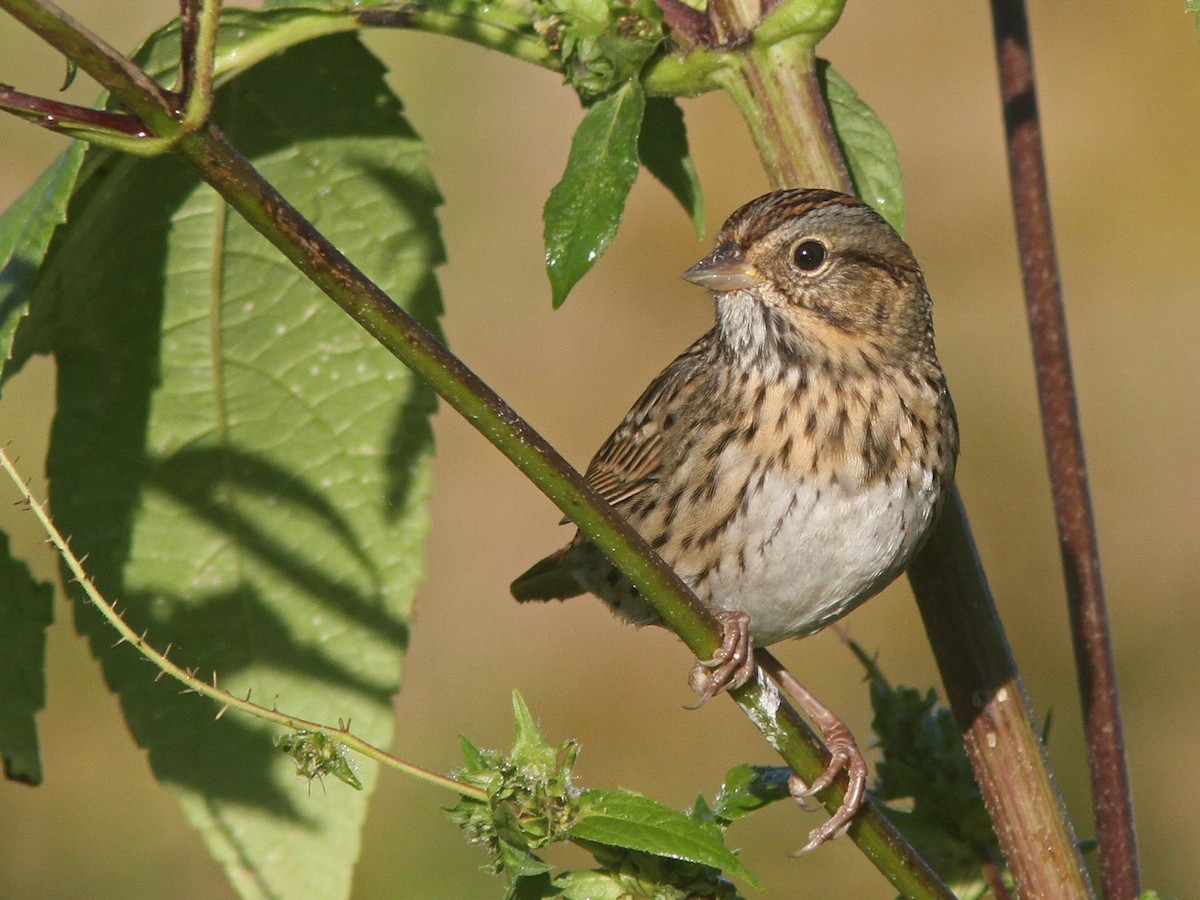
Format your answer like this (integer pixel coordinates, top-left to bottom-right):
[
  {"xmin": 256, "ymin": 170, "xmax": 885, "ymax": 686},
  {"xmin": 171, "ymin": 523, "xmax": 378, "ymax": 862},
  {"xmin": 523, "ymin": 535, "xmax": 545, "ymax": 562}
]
[
  {"xmin": 177, "ymin": 0, "xmax": 221, "ymax": 136},
  {"xmin": 716, "ymin": 39, "xmax": 850, "ymax": 190}
]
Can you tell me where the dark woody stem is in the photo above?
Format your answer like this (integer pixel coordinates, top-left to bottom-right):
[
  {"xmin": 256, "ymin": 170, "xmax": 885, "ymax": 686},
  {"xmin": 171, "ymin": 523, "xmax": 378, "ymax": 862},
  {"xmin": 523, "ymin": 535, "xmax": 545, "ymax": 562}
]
[
  {"xmin": 702, "ymin": 0, "xmax": 1095, "ymax": 893},
  {"xmin": 990, "ymin": 1, "xmax": 1139, "ymax": 897}
]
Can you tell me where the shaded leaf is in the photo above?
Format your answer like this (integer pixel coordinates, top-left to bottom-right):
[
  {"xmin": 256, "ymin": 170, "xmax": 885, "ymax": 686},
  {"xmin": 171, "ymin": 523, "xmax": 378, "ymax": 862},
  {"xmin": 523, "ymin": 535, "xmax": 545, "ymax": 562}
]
[
  {"xmin": 820, "ymin": 60, "xmax": 905, "ymax": 233},
  {"xmin": 0, "ymin": 144, "xmax": 86, "ymax": 375},
  {"xmin": 0, "ymin": 531, "xmax": 54, "ymax": 784},
  {"xmin": 572, "ymin": 788, "xmax": 759, "ymax": 887},
  {"xmin": 544, "ymin": 81, "xmax": 645, "ymax": 307},
  {"xmin": 7, "ymin": 34, "xmax": 442, "ymax": 900},
  {"xmin": 710, "ymin": 763, "xmax": 791, "ymax": 822},
  {"xmin": 639, "ymin": 96, "xmax": 704, "ymax": 238}
]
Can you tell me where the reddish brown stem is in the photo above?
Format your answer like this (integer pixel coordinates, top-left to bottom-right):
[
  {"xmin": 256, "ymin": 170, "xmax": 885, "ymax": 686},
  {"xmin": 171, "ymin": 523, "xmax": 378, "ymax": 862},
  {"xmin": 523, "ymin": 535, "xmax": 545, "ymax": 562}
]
[
  {"xmin": 0, "ymin": 83, "xmax": 146, "ymax": 135},
  {"xmin": 909, "ymin": 490, "xmax": 1093, "ymax": 899},
  {"xmin": 989, "ymin": 2, "xmax": 1140, "ymax": 897}
]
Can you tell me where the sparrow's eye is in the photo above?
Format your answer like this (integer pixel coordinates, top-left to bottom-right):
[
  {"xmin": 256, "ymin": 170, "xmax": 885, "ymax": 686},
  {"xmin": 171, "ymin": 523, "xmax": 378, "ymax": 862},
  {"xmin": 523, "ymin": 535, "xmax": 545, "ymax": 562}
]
[{"xmin": 792, "ymin": 239, "xmax": 827, "ymax": 272}]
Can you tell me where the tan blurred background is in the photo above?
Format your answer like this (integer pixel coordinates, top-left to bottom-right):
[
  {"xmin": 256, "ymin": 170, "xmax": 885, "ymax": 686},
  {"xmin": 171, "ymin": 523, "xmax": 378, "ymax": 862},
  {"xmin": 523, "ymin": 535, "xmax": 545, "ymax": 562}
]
[{"xmin": 2, "ymin": 2, "xmax": 1198, "ymax": 897}]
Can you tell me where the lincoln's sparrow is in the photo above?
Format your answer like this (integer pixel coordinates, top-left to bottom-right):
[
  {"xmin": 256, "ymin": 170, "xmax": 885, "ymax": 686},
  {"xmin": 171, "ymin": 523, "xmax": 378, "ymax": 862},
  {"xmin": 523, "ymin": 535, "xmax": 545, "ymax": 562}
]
[{"xmin": 512, "ymin": 188, "xmax": 958, "ymax": 850}]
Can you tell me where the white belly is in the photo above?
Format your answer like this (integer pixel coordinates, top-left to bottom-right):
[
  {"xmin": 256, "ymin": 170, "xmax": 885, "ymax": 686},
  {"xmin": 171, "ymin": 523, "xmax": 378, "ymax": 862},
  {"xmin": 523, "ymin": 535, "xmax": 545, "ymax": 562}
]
[{"xmin": 694, "ymin": 467, "xmax": 938, "ymax": 645}]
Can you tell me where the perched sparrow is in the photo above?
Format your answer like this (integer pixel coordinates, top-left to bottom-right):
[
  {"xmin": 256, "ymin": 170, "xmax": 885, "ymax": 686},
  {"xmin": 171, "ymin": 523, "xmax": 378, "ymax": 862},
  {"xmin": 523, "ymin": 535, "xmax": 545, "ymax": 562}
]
[{"xmin": 512, "ymin": 188, "xmax": 958, "ymax": 850}]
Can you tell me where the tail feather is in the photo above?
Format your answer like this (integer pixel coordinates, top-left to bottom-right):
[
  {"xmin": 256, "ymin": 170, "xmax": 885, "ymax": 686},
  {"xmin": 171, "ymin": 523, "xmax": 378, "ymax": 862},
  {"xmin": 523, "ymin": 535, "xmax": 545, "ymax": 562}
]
[{"xmin": 510, "ymin": 548, "xmax": 584, "ymax": 602}]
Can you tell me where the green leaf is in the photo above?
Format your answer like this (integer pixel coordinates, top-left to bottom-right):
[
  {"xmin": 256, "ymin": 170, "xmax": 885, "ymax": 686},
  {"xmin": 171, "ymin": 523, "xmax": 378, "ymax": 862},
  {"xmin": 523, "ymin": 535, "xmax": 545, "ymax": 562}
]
[
  {"xmin": 710, "ymin": 763, "xmax": 791, "ymax": 822},
  {"xmin": 511, "ymin": 690, "xmax": 560, "ymax": 769},
  {"xmin": 0, "ymin": 531, "xmax": 54, "ymax": 785},
  {"xmin": 820, "ymin": 60, "xmax": 905, "ymax": 234},
  {"xmin": 131, "ymin": 6, "xmax": 360, "ymax": 89},
  {"xmin": 553, "ymin": 870, "xmax": 626, "ymax": 899},
  {"xmin": 544, "ymin": 81, "xmax": 645, "ymax": 307},
  {"xmin": 7, "ymin": 34, "xmax": 442, "ymax": 900},
  {"xmin": 0, "ymin": 144, "xmax": 87, "ymax": 374},
  {"xmin": 572, "ymin": 788, "xmax": 760, "ymax": 887},
  {"xmin": 638, "ymin": 97, "xmax": 705, "ymax": 239}
]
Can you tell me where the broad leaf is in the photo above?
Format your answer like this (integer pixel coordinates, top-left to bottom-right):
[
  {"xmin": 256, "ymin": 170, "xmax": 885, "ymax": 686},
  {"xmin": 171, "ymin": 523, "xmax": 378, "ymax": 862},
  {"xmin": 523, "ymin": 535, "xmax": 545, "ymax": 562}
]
[
  {"xmin": 0, "ymin": 531, "xmax": 53, "ymax": 785},
  {"xmin": 572, "ymin": 788, "xmax": 759, "ymax": 887},
  {"xmin": 7, "ymin": 34, "xmax": 442, "ymax": 900},
  {"xmin": 639, "ymin": 96, "xmax": 705, "ymax": 238},
  {"xmin": 544, "ymin": 81, "xmax": 645, "ymax": 307},
  {"xmin": 820, "ymin": 60, "xmax": 905, "ymax": 233}
]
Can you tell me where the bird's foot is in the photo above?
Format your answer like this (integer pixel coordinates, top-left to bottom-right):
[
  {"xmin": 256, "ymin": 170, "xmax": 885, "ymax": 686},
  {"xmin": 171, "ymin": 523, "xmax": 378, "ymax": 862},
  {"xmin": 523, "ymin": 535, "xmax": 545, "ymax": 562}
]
[
  {"xmin": 685, "ymin": 611, "xmax": 756, "ymax": 708},
  {"xmin": 768, "ymin": 662, "xmax": 868, "ymax": 854}
]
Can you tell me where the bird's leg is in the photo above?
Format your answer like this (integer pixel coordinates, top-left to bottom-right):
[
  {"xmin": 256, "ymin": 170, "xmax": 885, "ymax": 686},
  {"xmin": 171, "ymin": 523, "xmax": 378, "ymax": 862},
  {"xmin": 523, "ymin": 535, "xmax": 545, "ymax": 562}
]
[
  {"xmin": 686, "ymin": 610, "xmax": 756, "ymax": 708},
  {"xmin": 759, "ymin": 654, "xmax": 869, "ymax": 854}
]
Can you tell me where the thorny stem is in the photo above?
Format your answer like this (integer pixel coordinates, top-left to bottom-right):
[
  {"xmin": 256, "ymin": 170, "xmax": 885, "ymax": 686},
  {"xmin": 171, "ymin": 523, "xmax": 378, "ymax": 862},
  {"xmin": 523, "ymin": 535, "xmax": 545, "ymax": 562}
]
[
  {"xmin": 0, "ymin": 447, "xmax": 486, "ymax": 803},
  {"xmin": 989, "ymin": 1, "xmax": 1139, "ymax": 897}
]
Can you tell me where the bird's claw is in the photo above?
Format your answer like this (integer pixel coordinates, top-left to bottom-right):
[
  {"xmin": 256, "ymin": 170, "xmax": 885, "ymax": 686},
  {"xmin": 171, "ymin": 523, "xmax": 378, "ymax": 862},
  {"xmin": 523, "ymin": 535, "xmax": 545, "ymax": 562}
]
[
  {"xmin": 685, "ymin": 611, "xmax": 755, "ymax": 709},
  {"xmin": 786, "ymin": 717, "xmax": 868, "ymax": 855}
]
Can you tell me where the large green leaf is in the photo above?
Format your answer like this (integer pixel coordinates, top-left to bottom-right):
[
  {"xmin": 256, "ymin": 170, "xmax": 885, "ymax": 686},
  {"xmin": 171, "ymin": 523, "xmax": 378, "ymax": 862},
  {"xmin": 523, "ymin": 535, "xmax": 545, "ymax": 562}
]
[
  {"xmin": 6, "ymin": 34, "xmax": 442, "ymax": 900},
  {"xmin": 820, "ymin": 60, "xmax": 905, "ymax": 233},
  {"xmin": 571, "ymin": 788, "xmax": 760, "ymax": 887},
  {"xmin": 0, "ymin": 531, "xmax": 54, "ymax": 785},
  {"xmin": 543, "ymin": 81, "xmax": 645, "ymax": 307}
]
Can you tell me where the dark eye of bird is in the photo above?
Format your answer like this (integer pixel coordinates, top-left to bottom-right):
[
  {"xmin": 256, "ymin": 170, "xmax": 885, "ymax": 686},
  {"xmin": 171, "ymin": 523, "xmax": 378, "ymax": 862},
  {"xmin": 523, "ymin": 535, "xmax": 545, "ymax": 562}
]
[{"xmin": 792, "ymin": 239, "xmax": 827, "ymax": 272}]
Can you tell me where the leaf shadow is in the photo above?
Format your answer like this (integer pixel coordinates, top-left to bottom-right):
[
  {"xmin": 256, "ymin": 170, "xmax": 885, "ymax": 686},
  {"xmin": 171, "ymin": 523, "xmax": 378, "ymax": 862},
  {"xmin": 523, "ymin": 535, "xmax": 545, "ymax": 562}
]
[{"xmin": 147, "ymin": 446, "xmax": 410, "ymax": 650}]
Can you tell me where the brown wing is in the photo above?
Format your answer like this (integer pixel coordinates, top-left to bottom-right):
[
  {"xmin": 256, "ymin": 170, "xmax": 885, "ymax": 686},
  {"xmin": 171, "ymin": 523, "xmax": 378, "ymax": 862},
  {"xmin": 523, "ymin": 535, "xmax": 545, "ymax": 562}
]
[
  {"xmin": 583, "ymin": 330, "xmax": 717, "ymax": 511},
  {"xmin": 513, "ymin": 331, "xmax": 718, "ymax": 602}
]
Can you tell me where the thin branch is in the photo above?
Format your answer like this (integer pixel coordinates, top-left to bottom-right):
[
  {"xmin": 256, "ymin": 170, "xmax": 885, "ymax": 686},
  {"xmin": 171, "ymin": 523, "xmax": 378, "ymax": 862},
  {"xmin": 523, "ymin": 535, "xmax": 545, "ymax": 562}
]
[
  {"xmin": 0, "ymin": 0, "xmax": 177, "ymax": 127},
  {"xmin": 988, "ymin": 1, "xmax": 1139, "ymax": 897}
]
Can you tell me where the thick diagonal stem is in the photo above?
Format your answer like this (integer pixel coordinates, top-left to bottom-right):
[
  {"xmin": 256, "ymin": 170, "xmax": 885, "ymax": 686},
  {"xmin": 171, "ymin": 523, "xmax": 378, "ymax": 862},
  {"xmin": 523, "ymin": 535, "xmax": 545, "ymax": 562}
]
[
  {"xmin": 173, "ymin": 123, "xmax": 951, "ymax": 899},
  {"xmin": 989, "ymin": 2, "xmax": 1139, "ymax": 897}
]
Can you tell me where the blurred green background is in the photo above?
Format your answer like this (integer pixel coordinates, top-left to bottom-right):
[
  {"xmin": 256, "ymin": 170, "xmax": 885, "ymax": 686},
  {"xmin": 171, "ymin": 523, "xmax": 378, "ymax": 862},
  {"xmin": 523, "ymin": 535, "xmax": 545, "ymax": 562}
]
[{"xmin": 2, "ymin": 2, "xmax": 1198, "ymax": 897}]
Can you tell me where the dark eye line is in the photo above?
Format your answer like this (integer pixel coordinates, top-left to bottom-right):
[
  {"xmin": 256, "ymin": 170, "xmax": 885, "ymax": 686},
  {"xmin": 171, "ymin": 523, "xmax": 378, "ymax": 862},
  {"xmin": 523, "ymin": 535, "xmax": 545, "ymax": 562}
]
[{"xmin": 840, "ymin": 249, "xmax": 913, "ymax": 286}]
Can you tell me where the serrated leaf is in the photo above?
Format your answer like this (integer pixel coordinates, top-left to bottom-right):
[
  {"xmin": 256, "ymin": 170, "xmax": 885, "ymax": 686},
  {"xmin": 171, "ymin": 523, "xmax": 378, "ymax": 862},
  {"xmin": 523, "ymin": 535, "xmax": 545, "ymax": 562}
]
[
  {"xmin": 8, "ymin": 34, "xmax": 442, "ymax": 900},
  {"xmin": 572, "ymin": 788, "xmax": 759, "ymax": 887},
  {"xmin": 0, "ymin": 531, "xmax": 54, "ymax": 785},
  {"xmin": 544, "ymin": 81, "xmax": 645, "ymax": 307},
  {"xmin": 0, "ymin": 144, "xmax": 86, "ymax": 375},
  {"xmin": 638, "ymin": 96, "xmax": 704, "ymax": 239},
  {"xmin": 710, "ymin": 763, "xmax": 791, "ymax": 822},
  {"xmin": 820, "ymin": 60, "xmax": 905, "ymax": 233},
  {"xmin": 511, "ymin": 690, "xmax": 558, "ymax": 769}
]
